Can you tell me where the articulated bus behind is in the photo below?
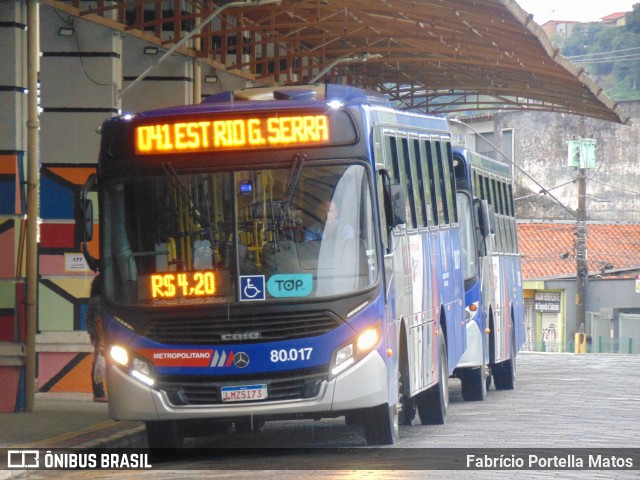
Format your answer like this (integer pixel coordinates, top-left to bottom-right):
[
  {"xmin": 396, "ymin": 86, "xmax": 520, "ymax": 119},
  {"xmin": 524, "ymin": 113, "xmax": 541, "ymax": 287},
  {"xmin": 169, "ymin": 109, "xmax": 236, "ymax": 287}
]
[
  {"xmin": 452, "ymin": 147, "xmax": 525, "ymax": 401},
  {"xmin": 78, "ymin": 84, "xmax": 465, "ymax": 447}
]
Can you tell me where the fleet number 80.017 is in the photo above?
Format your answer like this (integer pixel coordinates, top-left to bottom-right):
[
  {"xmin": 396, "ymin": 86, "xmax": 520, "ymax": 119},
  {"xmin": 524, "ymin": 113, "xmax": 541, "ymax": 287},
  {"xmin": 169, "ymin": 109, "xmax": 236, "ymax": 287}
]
[{"xmin": 270, "ymin": 348, "xmax": 313, "ymax": 363}]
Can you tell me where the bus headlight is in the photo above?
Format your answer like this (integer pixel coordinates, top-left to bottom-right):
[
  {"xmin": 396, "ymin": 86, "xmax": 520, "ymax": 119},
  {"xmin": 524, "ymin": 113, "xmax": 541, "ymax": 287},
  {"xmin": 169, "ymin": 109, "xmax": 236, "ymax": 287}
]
[
  {"xmin": 110, "ymin": 345, "xmax": 129, "ymax": 366},
  {"xmin": 332, "ymin": 344, "xmax": 355, "ymax": 376},
  {"xmin": 131, "ymin": 357, "xmax": 156, "ymax": 387},
  {"xmin": 357, "ymin": 327, "xmax": 379, "ymax": 352},
  {"xmin": 331, "ymin": 323, "xmax": 381, "ymax": 377},
  {"xmin": 109, "ymin": 345, "xmax": 155, "ymax": 387}
]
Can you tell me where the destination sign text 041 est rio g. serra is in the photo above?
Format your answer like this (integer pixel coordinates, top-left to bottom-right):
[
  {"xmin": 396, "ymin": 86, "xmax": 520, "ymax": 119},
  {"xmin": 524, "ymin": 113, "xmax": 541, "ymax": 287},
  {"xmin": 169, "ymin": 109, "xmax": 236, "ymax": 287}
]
[{"xmin": 135, "ymin": 114, "xmax": 330, "ymax": 154}]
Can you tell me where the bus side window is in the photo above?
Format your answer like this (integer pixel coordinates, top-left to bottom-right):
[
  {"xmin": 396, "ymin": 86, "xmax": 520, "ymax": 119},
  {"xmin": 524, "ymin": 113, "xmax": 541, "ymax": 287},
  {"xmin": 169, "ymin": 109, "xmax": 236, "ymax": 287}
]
[
  {"xmin": 388, "ymin": 133, "xmax": 411, "ymax": 228},
  {"xmin": 401, "ymin": 137, "xmax": 418, "ymax": 229},
  {"xmin": 483, "ymin": 176, "xmax": 491, "ymax": 205},
  {"xmin": 425, "ymin": 140, "xmax": 441, "ymax": 226},
  {"xmin": 498, "ymin": 181, "xmax": 507, "ymax": 253},
  {"xmin": 476, "ymin": 172, "xmax": 485, "ymax": 200},
  {"xmin": 470, "ymin": 169, "xmax": 477, "ymax": 198},
  {"xmin": 378, "ymin": 131, "xmax": 405, "ymax": 248},
  {"xmin": 502, "ymin": 181, "xmax": 514, "ymax": 253},
  {"xmin": 491, "ymin": 178, "xmax": 503, "ymax": 253},
  {"xmin": 442, "ymin": 141, "xmax": 458, "ymax": 224},
  {"xmin": 508, "ymin": 183, "xmax": 518, "ymax": 252},
  {"xmin": 387, "ymin": 135, "xmax": 400, "ymax": 183},
  {"xmin": 420, "ymin": 139, "xmax": 435, "ymax": 225},
  {"xmin": 434, "ymin": 140, "xmax": 449, "ymax": 225},
  {"xmin": 412, "ymin": 138, "xmax": 428, "ymax": 227}
]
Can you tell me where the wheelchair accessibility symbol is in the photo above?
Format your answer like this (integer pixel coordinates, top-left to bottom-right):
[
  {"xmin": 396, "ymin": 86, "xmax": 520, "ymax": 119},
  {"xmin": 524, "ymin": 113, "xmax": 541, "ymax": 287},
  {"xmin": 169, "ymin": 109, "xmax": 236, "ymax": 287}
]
[{"xmin": 239, "ymin": 275, "xmax": 266, "ymax": 301}]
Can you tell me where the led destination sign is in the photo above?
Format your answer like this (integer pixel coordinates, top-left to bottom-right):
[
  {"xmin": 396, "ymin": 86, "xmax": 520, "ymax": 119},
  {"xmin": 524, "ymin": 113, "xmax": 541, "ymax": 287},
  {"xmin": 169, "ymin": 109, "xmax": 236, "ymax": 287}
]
[
  {"xmin": 138, "ymin": 271, "xmax": 232, "ymax": 305},
  {"xmin": 135, "ymin": 114, "xmax": 330, "ymax": 154}
]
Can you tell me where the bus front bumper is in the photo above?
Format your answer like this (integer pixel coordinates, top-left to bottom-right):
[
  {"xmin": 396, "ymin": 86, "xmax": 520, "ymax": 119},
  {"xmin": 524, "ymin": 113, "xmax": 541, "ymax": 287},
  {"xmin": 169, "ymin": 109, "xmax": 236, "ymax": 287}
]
[{"xmin": 107, "ymin": 350, "xmax": 388, "ymax": 421}]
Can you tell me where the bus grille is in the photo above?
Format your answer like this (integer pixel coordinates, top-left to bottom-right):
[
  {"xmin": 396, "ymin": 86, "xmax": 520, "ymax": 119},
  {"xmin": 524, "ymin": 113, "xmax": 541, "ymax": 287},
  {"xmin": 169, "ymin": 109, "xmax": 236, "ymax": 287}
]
[
  {"xmin": 156, "ymin": 369, "xmax": 327, "ymax": 406},
  {"xmin": 140, "ymin": 311, "xmax": 342, "ymax": 345}
]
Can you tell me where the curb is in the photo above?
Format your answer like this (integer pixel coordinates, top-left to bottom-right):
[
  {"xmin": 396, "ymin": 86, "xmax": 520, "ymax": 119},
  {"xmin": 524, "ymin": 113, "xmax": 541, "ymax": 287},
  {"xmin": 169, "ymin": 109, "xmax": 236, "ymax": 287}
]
[
  {"xmin": 75, "ymin": 424, "xmax": 147, "ymax": 449},
  {"xmin": 0, "ymin": 426, "xmax": 148, "ymax": 480}
]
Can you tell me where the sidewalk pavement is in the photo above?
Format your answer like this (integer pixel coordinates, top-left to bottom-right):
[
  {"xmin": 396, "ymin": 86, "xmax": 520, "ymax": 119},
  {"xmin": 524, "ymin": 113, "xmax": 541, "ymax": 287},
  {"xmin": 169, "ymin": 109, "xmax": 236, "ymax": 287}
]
[{"xmin": 0, "ymin": 392, "xmax": 146, "ymax": 449}]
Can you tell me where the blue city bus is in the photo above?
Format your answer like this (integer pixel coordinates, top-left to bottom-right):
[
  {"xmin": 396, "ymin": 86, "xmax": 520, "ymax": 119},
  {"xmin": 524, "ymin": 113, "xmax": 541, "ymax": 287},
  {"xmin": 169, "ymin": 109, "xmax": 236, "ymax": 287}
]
[
  {"xmin": 451, "ymin": 146, "xmax": 525, "ymax": 401},
  {"xmin": 79, "ymin": 84, "xmax": 465, "ymax": 446}
]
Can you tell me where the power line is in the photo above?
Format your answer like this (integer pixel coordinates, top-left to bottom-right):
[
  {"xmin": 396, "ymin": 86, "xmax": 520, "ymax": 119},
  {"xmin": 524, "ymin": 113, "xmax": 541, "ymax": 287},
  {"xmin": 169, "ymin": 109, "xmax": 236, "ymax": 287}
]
[
  {"xmin": 514, "ymin": 179, "xmax": 575, "ymax": 200},
  {"xmin": 567, "ymin": 45, "xmax": 640, "ymax": 60},
  {"xmin": 450, "ymin": 118, "xmax": 577, "ymax": 218},
  {"xmin": 589, "ymin": 178, "xmax": 640, "ymax": 195},
  {"xmin": 572, "ymin": 53, "xmax": 640, "ymax": 65}
]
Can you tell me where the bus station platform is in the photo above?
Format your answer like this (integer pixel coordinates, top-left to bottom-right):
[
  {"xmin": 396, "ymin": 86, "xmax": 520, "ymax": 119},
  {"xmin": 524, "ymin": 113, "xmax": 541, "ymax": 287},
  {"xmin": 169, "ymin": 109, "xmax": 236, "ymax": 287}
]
[{"xmin": 0, "ymin": 392, "xmax": 145, "ymax": 450}]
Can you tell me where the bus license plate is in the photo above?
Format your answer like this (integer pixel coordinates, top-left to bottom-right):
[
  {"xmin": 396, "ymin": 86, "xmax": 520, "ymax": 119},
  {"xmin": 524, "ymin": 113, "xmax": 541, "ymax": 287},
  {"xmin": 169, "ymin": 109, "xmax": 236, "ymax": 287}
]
[{"xmin": 221, "ymin": 384, "xmax": 268, "ymax": 402}]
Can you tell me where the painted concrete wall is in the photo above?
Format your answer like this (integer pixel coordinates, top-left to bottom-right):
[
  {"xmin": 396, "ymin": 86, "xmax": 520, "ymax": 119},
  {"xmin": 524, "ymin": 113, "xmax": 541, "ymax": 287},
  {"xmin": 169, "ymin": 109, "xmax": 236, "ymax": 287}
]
[
  {"xmin": 493, "ymin": 102, "xmax": 640, "ymax": 221},
  {"xmin": 0, "ymin": 3, "xmax": 27, "ymax": 153},
  {"xmin": 546, "ymin": 277, "xmax": 640, "ymax": 347},
  {"xmin": 121, "ymin": 35, "xmax": 191, "ymax": 113},
  {"xmin": 40, "ymin": 8, "xmax": 121, "ymax": 166},
  {"xmin": 0, "ymin": 4, "xmax": 27, "ymax": 344},
  {"xmin": 0, "ymin": 2, "xmax": 27, "ymax": 411}
]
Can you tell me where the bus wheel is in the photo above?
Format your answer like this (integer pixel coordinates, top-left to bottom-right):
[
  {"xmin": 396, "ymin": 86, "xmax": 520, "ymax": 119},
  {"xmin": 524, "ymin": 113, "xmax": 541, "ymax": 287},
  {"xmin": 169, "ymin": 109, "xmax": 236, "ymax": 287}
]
[
  {"xmin": 362, "ymin": 403, "xmax": 399, "ymax": 445},
  {"xmin": 494, "ymin": 330, "xmax": 516, "ymax": 390},
  {"xmin": 235, "ymin": 417, "xmax": 266, "ymax": 433},
  {"xmin": 460, "ymin": 365, "xmax": 487, "ymax": 401},
  {"xmin": 145, "ymin": 420, "xmax": 184, "ymax": 448},
  {"xmin": 417, "ymin": 326, "xmax": 448, "ymax": 425},
  {"xmin": 398, "ymin": 347, "xmax": 417, "ymax": 425}
]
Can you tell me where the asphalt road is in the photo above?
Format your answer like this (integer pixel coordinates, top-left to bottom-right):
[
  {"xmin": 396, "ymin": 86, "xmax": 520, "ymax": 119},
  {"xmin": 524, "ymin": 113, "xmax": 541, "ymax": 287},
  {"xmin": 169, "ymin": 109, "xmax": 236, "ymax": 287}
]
[{"xmin": 7, "ymin": 352, "xmax": 640, "ymax": 479}]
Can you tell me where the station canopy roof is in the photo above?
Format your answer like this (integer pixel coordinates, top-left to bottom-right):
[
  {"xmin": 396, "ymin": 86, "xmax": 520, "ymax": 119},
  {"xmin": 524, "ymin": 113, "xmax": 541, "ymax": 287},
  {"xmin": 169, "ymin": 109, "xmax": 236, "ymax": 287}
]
[{"xmin": 47, "ymin": 0, "xmax": 630, "ymax": 125}]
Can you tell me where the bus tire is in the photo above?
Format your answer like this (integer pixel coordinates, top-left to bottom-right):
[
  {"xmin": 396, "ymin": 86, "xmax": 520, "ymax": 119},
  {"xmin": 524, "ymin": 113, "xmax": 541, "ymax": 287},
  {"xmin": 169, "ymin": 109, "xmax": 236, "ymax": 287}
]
[
  {"xmin": 398, "ymin": 339, "xmax": 417, "ymax": 425},
  {"xmin": 460, "ymin": 365, "xmax": 487, "ymax": 401},
  {"xmin": 145, "ymin": 420, "xmax": 184, "ymax": 448},
  {"xmin": 417, "ymin": 326, "xmax": 448, "ymax": 425},
  {"xmin": 362, "ymin": 403, "xmax": 399, "ymax": 445},
  {"xmin": 494, "ymin": 328, "xmax": 516, "ymax": 390}
]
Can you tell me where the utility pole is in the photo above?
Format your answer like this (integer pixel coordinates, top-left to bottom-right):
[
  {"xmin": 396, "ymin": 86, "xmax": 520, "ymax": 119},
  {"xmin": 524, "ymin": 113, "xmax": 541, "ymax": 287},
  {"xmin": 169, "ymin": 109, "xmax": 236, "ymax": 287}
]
[
  {"xmin": 575, "ymin": 166, "xmax": 587, "ymax": 335},
  {"xmin": 575, "ymin": 116, "xmax": 588, "ymax": 338}
]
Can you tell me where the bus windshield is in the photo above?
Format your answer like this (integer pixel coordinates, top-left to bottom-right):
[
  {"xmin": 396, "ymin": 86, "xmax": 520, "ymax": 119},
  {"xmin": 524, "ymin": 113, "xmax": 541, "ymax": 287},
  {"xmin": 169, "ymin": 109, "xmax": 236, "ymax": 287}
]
[{"xmin": 102, "ymin": 162, "xmax": 377, "ymax": 307}]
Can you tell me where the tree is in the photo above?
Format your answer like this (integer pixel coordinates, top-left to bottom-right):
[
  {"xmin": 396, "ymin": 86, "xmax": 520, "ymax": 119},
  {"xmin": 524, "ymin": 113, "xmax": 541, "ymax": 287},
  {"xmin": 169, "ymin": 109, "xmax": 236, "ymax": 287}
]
[
  {"xmin": 552, "ymin": 8, "xmax": 640, "ymax": 101},
  {"xmin": 624, "ymin": 4, "xmax": 640, "ymax": 33}
]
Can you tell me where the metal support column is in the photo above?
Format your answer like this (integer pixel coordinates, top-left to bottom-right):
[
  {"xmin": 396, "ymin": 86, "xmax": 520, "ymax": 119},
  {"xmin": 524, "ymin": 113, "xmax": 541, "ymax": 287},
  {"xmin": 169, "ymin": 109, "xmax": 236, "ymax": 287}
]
[{"xmin": 25, "ymin": 0, "xmax": 40, "ymax": 412}]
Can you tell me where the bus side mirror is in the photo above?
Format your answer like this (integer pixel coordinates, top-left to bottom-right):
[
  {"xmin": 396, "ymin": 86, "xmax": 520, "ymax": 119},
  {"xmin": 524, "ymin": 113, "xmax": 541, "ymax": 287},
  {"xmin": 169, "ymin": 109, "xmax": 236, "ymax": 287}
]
[
  {"xmin": 473, "ymin": 198, "xmax": 495, "ymax": 258},
  {"xmin": 386, "ymin": 184, "xmax": 407, "ymax": 228},
  {"xmin": 76, "ymin": 174, "xmax": 100, "ymax": 272},
  {"xmin": 379, "ymin": 168, "xmax": 406, "ymax": 232},
  {"xmin": 79, "ymin": 199, "xmax": 94, "ymax": 242}
]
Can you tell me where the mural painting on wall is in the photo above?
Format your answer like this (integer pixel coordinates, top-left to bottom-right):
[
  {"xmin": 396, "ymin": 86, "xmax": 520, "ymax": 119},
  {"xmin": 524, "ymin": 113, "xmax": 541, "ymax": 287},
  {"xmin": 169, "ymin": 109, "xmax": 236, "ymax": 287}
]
[
  {"xmin": 0, "ymin": 154, "xmax": 26, "ymax": 343},
  {"xmin": 37, "ymin": 165, "xmax": 100, "ymax": 393}
]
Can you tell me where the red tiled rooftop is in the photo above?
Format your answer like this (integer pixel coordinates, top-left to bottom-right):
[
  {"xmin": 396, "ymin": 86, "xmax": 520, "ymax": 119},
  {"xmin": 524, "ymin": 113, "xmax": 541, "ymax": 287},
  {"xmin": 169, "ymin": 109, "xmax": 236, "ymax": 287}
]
[
  {"xmin": 517, "ymin": 222, "xmax": 640, "ymax": 279},
  {"xmin": 601, "ymin": 12, "xmax": 627, "ymax": 21}
]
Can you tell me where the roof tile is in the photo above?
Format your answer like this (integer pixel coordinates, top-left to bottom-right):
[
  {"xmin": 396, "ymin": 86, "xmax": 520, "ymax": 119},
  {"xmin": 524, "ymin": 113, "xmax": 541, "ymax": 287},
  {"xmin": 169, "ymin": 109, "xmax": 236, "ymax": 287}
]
[{"xmin": 518, "ymin": 222, "xmax": 640, "ymax": 279}]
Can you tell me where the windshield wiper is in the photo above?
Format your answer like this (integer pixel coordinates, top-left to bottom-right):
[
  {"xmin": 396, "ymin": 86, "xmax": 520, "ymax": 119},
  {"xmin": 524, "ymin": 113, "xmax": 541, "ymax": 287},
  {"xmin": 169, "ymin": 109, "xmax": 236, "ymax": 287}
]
[
  {"xmin": 162, "ymin": 162, "xmax": 215, "ymax": 251},
  {"xmin": 274, "ymin": 153, "xmax": 306, "ymax": 230}
]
